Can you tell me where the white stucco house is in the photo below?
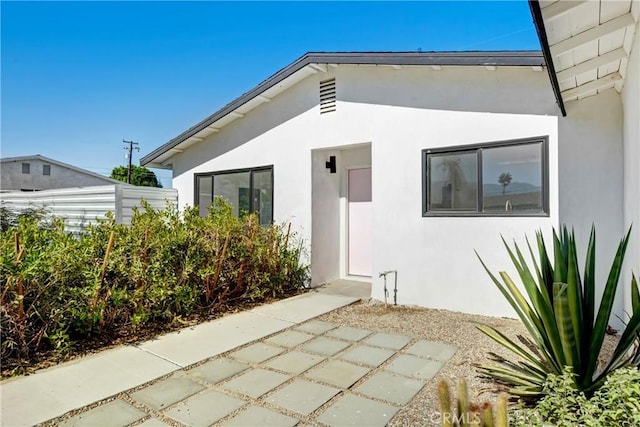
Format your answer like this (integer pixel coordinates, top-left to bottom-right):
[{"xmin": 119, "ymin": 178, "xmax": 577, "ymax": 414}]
[{"xmin": 142, "ymin": 0, "xmax": 639, "ymax": 325}]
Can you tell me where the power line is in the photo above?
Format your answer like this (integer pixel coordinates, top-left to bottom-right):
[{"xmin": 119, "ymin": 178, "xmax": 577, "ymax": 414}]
[
  {"xmin": 455, "ymin": 27, "xmax": 534, "ymax": 50},
  {"xmin": 122, "ymin": 139, "xmax": 140, "ymax": 184}
]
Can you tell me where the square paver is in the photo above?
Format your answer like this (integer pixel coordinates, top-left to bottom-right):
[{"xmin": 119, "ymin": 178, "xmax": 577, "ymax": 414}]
[
  {"xmin": 386, "ymin": 354, "xmax": 444, "ymax": 380},
  {"xmin": 267, "ymin": 380, "xmax": 340, "ymax": 416},
  {"xmin": 165, "ymin": 389, "xmax": 246, "ymax": 426},
  {"xmin": 187, "ymin": 358, "xmax": 249, "ymax": 384},
  {"xmin": 265, "ymin": 330, "xmax": 315, "ymax": 347},
  {"xmin": 230, "ymin": 342, "xmax": 286, "ymax": 363},
  {"xmin": 301, "ymin": 336, "xmax": 351, "ymax": 356},
  {"xmin": 222, "ymin": 368, "xmax": 291, "ymax": 398},
  {"xmin": 317, "ymin": 394, "xmax": 399, "ymax": 427},
  {"xmin": 59, "ymin": 400, "xmax": 146, "ymax": 427},
  {"xmin": 404, "ymin": 340, "xmax": 457, "ymax": 360},
  {"xmin": 363, "ymin": 332, "xmax": 412, "ymax": 350},
  {"xmin": 264, "ymin": 350, "xmax": 325, "ymax": 374},
  {"xmin": 221, "ymin": 405, "xmax": 298, "ymax": 427},
  {"xmin": 339, "ymin": 345, "xmax": 395, "ymax": 367},
  {"xmin": 326, "ymin": 326, "xmax": 372, "ymax": 341},
  {"xmin": 131, "ymin": 377, "xmax": 205, "ymax": 410},
  {"xmin": 355, "ymin": 371, "xmax": 424, "ymax": 405},
  {"xmin": 305, "ymin": 359, "xmax": 370, "ymax": 388},
  {"xmin": 294, "ymin": 320, "xmax": 337, "ymax": 334}
]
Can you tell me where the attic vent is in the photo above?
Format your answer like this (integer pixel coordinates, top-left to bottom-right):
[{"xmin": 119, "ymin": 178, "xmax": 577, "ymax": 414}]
[{"xmin": 319, "ymin": 78, "xmax": 336, "ymax": 114}]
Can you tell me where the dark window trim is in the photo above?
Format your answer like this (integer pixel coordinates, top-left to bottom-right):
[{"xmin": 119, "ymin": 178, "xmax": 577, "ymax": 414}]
[
  {"xmin": 43, "ymin": 164, "xmax": 51, "ymax": 175},
  {"xmin": 22, "ymin": 163, "xmax": 30, "ymax": 174},
  {"xmin": 194, "ymin": 165, "xmax": 274, "ymax": 223},
  {"xmin": 422, "ymin": 136, "xmax": 549, "ymax": 217}
]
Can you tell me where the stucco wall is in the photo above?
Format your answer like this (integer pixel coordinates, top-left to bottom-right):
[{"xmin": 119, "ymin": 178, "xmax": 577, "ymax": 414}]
[
  {"xmin": 310, "ymin": 144, "xmax": 372, "ymax": 285},
  {"xmin": 311, "ymin": 148, "xmax": 341, "ymax": 284},
  {"xmin": 0, "ymin": 159, "xmax": 114, "ymax": 191},
  {"xmin": 557, "ymin": 90, "xmax": 625, "ymax": 328},
  {"xmin": 622, "ymin": 23, "xmax": 640, "ymax": 316},
  {"xmin": 169, "ymin": 64, "xmax": 560, "ymax": 318},
  {"xmin": 362, "ymin": 104, "xmax": 558, "ymax": 317}
]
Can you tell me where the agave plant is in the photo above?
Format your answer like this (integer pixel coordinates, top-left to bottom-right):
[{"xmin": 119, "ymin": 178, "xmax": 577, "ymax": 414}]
[{"xmin": 476, "ymin": 225, "xmax": 640, "ymax": 397}]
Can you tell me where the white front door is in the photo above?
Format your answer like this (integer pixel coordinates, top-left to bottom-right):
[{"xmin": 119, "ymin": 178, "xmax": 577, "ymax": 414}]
[{"xmin": 348, "ymin": 167, "xmax": 372, "ymax": 277}]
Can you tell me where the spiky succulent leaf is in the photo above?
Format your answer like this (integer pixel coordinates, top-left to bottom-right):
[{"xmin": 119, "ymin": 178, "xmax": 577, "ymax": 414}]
[
  {"xmin": 583, "ymin": 228, "xmax": 630, "ymax": 385},
  {"xmin": 582, "ymin": 227, "xmax": 597, "ymax": 343},
  {"xmin": 632, "ymin": 274, "xmax": 639, "ymax": 312},
  {"xmin": 476, "ymin": 324, "xmax": 547, "ymax": 371},
  {"xmin": 477, "ymin": 225, "xmax": 639, "ymax": 398}
]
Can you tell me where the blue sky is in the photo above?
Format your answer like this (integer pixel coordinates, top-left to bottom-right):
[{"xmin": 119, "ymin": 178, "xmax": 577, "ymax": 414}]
[{"xmin": 1, "ymin": 1, "xmax": 540, "ymax": 188}]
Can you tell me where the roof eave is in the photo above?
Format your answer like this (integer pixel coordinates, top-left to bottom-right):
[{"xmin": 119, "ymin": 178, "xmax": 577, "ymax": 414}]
[
  {"xmin": 529, "ymin": 1, "xmax": 567, "ymax": 117},
  {"xmin": 141, "ymin": 51, "xmax": 546, "ymax": 167}
]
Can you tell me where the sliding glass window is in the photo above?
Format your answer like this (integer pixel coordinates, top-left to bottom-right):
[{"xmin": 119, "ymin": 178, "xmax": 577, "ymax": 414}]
[
  {"xmin": 195, "ymin": 166, "xmax": 273, "ymax": 225},
  {"xmin": 423, "ymin": 137, "xmax": 548, "ymax": 216}
]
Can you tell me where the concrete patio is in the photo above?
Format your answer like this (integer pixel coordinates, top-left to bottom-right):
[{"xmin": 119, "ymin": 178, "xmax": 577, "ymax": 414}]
[{"xmin": 0, "ymin": 281, "xmax": 457, "ymax": 427}]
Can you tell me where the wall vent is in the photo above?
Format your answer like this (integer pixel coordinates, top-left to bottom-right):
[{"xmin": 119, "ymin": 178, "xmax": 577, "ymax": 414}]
[{"xmin": 319, "ymin": 78, "xmax": 336, "ymax": 114}]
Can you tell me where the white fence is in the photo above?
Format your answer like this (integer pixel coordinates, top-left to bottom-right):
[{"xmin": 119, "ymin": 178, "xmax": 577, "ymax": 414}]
[{"xmin": 0, "ymin": 184, "xmax": 178, "ymax": 233}]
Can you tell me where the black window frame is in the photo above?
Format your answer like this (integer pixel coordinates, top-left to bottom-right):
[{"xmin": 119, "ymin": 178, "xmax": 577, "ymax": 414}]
[
  {"xmin": 194, "ymin": 165, "xmax": 274, "ymax": 223},
  {"xmin": 422, "ymin": 136, "xmax": 549, "ymax": 217},
  {"xmin": 22, "ymin": 163, "xmax": 30, "ymax": 174},
  {"xmin": 43, "ymin": 164, "xmax": 51, "ymax": 175}
]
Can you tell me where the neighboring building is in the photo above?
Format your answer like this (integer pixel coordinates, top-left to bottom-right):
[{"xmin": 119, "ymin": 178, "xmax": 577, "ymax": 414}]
[
  {"xmin": 142, "ymin": 0, "xmax": 638, "ymax": 326},
  {"xmin": 0, "ymin": 154, "xmax": 120, "ymax": 192}
]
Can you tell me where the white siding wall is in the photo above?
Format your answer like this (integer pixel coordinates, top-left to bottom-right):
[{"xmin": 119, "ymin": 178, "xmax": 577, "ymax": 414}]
[
  {"xmin": 170, "ymin": 65, "xmax": 560, "ymax": 318},
  {"xmin": 1, "ymin": 185, "xmax": 178, "ymax": 234},
  {"xmin": 119, "ymin": 185, "xmax": 179, "ymax": 223}
]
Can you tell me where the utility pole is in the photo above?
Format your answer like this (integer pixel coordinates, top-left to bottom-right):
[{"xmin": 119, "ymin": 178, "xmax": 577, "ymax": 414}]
[{"xmin": 122, "ymin": 139, "xmax": 140, "ymax": 184}]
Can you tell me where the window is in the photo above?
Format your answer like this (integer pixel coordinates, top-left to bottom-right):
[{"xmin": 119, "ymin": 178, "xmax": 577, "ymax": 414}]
[
  {"xmin": 195, "ymin": 166, "xmax": 273, "ymax": 225},
  {"xmin": 423, "ymin": 137, "xmax": 548, "ymax": 216},
  {"xmin": 22, "ymin": 163, "xmax": 30, "ymax": 174},
  {"xmin": 43, "ymin": 164, "xmax": 51, "ymax": 175}
]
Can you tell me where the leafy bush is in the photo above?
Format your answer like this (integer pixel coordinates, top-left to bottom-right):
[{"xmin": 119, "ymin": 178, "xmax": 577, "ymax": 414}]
[
  {"xmin": 512, "ymin": 366, "xmax": 640, "ymax": 426},
  {"xmin": 0, "ymin": 203, "xmax": 52, "ymax": 232},
  {"xmin": 1, "ymin": 200, "xmax": 308, "ymax": 372},
  {"xmin": 476, "ymin": 226, "xmax": 640, "ymax": 397}
]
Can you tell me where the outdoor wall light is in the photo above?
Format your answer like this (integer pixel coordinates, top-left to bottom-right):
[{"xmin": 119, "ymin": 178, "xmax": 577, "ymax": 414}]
[{"xmin": 326, "ymin": 155, "xmax": 336, "ymax": 173}]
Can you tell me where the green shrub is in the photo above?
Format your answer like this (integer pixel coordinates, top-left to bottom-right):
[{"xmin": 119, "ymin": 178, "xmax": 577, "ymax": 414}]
[
  {"xmin": 0, "ymin": 203, "xmax": 51, "ymax": 232},
  {"xmin": 1, "ymin": 199, "xmax": 308, "ymax": 372},
  {"xmin": 476, "ymin": 226, "xmax": 640, "ymax": 397},
  {"xmin": 512, "ymin": 366, "xmax": 640, "ymax": 426}
]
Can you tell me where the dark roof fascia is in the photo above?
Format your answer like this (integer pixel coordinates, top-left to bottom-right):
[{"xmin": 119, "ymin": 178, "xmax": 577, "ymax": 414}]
[
  {"xmin": 141, "ymin": 51, "xmax": 546, "ymax": 166},
  {"xmin": 529, "ymin": 0, "xmax": 567, "ymax": 117}
]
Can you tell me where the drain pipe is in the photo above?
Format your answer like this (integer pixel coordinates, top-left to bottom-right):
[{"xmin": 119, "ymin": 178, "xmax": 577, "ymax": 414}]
[{"xmin": 378, "ymin": 270, "xmax": 398, "ymax": 305}]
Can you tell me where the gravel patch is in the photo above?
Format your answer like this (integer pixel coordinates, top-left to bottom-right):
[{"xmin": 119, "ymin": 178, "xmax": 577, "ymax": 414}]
[{"xmin": 318, "ymin": 301, "xmax": 620, "ymax": 427}]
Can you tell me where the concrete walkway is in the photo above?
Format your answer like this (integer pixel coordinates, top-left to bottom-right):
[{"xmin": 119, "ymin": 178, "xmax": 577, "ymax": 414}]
[
  {"xmin": 1, "ymin": 281, "xmax": 457, "ymax": 427},
  {"xmin": 0, "ymin": 282, "xmax": 368, "ymax": 426}
]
